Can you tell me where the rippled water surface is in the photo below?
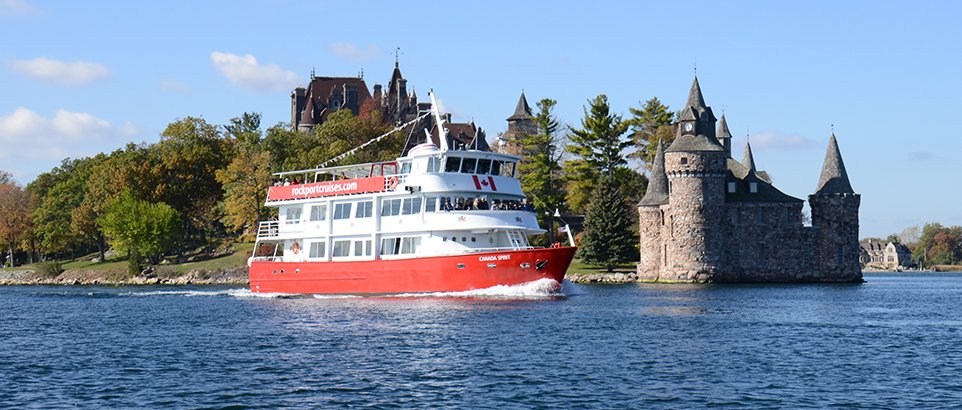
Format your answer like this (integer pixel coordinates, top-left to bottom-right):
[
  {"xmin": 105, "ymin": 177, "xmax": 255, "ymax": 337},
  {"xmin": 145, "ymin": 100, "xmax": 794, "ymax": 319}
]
[{"xmin": 2, "ymin": 273, "xmax": 962, "ymax": 408}]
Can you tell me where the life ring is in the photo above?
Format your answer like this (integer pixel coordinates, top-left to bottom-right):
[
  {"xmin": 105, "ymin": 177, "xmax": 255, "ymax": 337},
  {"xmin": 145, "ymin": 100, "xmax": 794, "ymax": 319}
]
[
  {"xmin": 291, "ymin": 241, "xmax": 300, "ymax": 255},
  {"xmin": 387, "ymin": 176, "xmax": 399, "ymax": 190}
]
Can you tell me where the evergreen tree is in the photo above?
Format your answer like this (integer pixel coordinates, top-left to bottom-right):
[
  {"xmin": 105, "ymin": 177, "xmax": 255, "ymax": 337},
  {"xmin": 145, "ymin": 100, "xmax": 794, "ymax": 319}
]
[
  {"xmin": 627, "ymin": 97, "xmax": 676, "ymax": 169},
  {"xmin": 564, "ymin": 94, "xmax": 631, "ymax": 213},
  {"xmin": 519, "ymin": 98, "xmax": 566, "ymax": 243},
  {"xmin": 577, "ymin": 174, "xmax": 636, "ymax": 271}
]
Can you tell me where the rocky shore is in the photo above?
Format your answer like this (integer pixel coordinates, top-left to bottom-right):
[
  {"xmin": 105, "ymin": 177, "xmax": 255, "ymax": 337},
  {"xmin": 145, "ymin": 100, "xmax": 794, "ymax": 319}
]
[
  {"xmin": 0, "ymin": 267, "xmax": 249, "ymax": 286},
  {"xmin": 566, "ymin": 272, "xmax": 640, "ymax": 284}
]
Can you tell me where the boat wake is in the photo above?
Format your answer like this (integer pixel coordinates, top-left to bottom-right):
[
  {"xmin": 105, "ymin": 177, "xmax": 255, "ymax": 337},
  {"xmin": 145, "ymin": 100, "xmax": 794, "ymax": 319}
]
[
  {"xmin": 388, "ymin": 278, "xmax": 564, "ymax": 299},
  {"xmin": 124, "ymin": 289, "xmax": 294, "ymax": 299}
]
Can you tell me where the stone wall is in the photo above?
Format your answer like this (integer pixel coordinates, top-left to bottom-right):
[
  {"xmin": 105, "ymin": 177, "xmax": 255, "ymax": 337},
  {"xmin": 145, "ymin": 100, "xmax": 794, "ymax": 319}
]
[
  {"xmin": 637, "ymin": 207, "xmax": 663, "ymax": 280},
  {"xmin": 810, "ymin": 193, "xmax": 862, "ymax": 281}
]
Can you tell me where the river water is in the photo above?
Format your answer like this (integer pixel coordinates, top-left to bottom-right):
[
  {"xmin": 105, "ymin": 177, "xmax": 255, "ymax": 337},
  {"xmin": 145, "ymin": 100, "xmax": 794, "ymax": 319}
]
[{"xmin": 1, "ymin": 273, "xmax": 961, "ymax": 408}]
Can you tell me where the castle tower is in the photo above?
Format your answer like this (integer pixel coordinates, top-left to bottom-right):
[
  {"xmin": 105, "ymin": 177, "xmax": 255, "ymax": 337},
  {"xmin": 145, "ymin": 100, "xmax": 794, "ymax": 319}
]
[
  {"xmin": 503, "ymin": 92, "xmax": 537, "ymax": 139},
  {"xmin": 637, "ymin": 140, "xmax": 668, "ymax": 280},
  {"xmin": 717, "ymin": 114, "xmax": 733, "ymax": 155},
  {"xmin": 662, "ymin": 76, "xmax": 728, "ymax": 282},
  {"xmin": 809, "ymin": 134, "xmax": 862, "ymax": 281}
]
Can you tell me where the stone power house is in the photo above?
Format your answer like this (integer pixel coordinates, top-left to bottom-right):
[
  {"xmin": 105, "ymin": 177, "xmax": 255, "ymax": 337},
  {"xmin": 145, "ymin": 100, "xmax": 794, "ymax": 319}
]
[{"xmin": 638, "ymin": 77, "xmax": 861, "ymax": 283}]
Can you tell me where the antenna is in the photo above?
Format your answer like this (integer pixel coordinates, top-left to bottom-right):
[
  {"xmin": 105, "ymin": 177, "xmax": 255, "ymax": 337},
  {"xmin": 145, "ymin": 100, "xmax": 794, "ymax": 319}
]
[
  {"xmin": 694, "ymin": 59, "xmax": 697, "ymax": 76},
  {"xmin": 395, "ymin": 46, "xmax": 401, "ymax": 66},
  {"xmin": 429, "ymin": 90, "xmax": 449, "ymax": 151}
]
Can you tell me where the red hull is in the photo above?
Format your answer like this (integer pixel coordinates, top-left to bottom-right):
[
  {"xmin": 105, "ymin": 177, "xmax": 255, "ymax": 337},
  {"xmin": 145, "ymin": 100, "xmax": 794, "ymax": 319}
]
[{"xmin": 249, "ymin": 246, "xmax": 576, "ymax": 294}]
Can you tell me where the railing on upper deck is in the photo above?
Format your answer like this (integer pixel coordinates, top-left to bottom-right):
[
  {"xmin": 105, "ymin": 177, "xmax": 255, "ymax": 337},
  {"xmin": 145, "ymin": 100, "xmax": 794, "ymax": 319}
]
[{"xmin": 255, "ymin": 221, "xmax": 301, "ymax": 240}]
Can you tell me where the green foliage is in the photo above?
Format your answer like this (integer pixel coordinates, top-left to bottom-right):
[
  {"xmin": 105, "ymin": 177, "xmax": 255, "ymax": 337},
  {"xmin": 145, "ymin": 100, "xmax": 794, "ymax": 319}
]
[
  {"xmin": 627, "ymin": 97, "xmax": 677, "ymax": 169},
  {"xmin": 577, "ymin": 174, "xmax": 637, "ymax": 271},
  {"xmin": 912, "ymin": 223, "xmax": 962, "ymax": 267},
  {"xmin": 36, "ymin": 261, "xmax": 64, "ymax": 277},
  {"xmin": 519, "ymin": 98, "xmax": 567, "ymax": 242},
  {"xmin": 98, "ymin": 190, "xmax": 182, "ymax": 275},
  {"xmin": 216, "ymin": 144, "xmax": 272, "ymax": 240},
  {"xmin": 264, "ymin": 110, "xmax": 394, "ymax": 172},
  {"xmin": 564, "ymin": 94, "xmax": 632, "ymax": 214}
]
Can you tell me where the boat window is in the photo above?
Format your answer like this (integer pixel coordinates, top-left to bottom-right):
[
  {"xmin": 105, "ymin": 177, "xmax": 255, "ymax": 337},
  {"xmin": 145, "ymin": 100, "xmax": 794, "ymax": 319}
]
[
  {"xmin": 427, "ymin": 157, "xmax": 441, "ymax": 172},
  {"xmin": 353, "ymin": 240, "xmax": 364, "ymax": 256},
  {"xmin": 355, "ymin": 201, "xmax": 373, "ymax": 218},
  {"xmin": 445, "ymin": 157, "xmax": 461, "ymax": 172},
  {"xmin": 365, "ymin": 240, "xmax": 372, "ymax": 256},
  {"xmin": 333, "ymin": 203, "xmax": 352, "ymax": 220},
  {"xmin": 425, "ymin": 197, "xmax": 437, "ymax": 213},
  {"xmin": 502, "ymin": 162, "xmax": 516, "ymax": 177},
  {"xmin": 308, "ymin": 204, "xmax": 326, "ymax": 221},
  {"xmin": 477, "ymin": 159, "xmax": 492, "ymax": 175},
  {"xmin": 401, "ymin": 197, "xmax": 422, "ymax": 215},
  {"xmin": 332, "ymin": 240, "xmax": 351, "ymax": 257},
  {"xmin": 381, "ymin": 198, "xmax": 402, "ymax": 216},
  {"xmin": 401, "ymin": 162, "xmax": 412, "ymax": 174},
  {"xmin": 460, "ymin": 157, "xmax": 477, "ymax": 174},
  {"xmin": 309, "ymin": 241, "xmax": 326, "ymax": 258},
  {"xmin": 380, "ymin": 237, "xmax": 400, "ymax": 255},
  {"xmin": 285, "ymin": 207, "xmax": 302, "ymax": 225},
  {"xmin": 491, "ymin": 160, "xmax": 502, "ymax": 176},
  {"xmin": 400, "ymin": 237, "xmax": 421, "ymax": 254}
]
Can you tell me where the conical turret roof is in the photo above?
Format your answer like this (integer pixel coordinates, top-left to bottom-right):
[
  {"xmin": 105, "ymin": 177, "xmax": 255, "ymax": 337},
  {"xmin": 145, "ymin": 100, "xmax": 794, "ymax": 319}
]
[
  {"xmin": 742, "ymin": 140, "xmax": 756, "ymax": 172},
  {"xmin": 507, "ymin": 91, "xmax": 534, "ymax": 121},
  {"xmin": 687, "ymin": 76, "xmax": 707, "ymax": 109},
  {"xmin": 814, "ymin": 133, "xmax": 854, "ymax": 195},
  {"xmin": 639, "ymin": 140, "xmax": 669, "ymax": 207},
  {"xmin": 718, "ymin": 114, "xmax": 733, "ymax": 140}
]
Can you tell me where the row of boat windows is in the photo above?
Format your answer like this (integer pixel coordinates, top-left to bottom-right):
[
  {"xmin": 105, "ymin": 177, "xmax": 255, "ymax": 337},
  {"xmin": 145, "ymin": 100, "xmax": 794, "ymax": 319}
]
[
  {"xmin": 285, "ymin": 196, "xmax": 523, "ymax": 223},
  {"xmin": 302, "ymin": 236, "xmax": 421, "ymax": 258},
  {"xmin": 400, "ymin": 156, "xmax": 517, "ymax": 177}
]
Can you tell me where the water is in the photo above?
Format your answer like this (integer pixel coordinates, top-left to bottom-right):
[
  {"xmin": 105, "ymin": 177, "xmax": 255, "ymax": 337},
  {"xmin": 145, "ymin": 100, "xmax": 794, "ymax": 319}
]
[{"xmin": 2, "ymin": 273, "xmax": 961, "ymax": 408}]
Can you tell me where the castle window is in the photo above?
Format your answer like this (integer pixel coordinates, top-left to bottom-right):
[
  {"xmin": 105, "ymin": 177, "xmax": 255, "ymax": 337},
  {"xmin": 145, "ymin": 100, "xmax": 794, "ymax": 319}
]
[
  {"xmin": 680, "ymin": 157, "xmax": 689, "ymax": 165},
  {"xmin": 750, "ymin": 182, "xmax": 758, "ymax": 193},
  {"xmin": 728, "ymin": 182, "xmax": 736, "ymax": 193},
  {"xmin": 756, "ymin": 208, "xmax": 765, "ymax": 224}
]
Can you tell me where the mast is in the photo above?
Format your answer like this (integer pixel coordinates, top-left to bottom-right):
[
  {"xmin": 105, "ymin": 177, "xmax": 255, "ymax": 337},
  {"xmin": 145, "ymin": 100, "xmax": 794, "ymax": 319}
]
[{"xmin": 429, "ymin": 90, "xmax": 449, "ymax": 151}]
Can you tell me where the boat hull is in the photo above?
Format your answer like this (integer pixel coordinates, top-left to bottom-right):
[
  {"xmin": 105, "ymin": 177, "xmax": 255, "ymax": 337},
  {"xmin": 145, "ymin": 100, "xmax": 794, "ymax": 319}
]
[{"xmin": 249, "ymin": 246, "xmax": 576, "ymax": 294}]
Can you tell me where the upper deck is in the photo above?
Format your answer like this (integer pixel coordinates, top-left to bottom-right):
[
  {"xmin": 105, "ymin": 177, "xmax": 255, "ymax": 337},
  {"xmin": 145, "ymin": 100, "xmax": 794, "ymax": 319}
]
[{"xmin": 266, "ymin": 144, "xmax": 524, "ymax": 204}]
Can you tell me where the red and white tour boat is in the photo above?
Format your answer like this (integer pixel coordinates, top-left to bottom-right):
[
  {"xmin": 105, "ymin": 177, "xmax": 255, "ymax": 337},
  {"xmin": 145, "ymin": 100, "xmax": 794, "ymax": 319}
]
[{"xmin": 248, "ymin": 92, "xmax": 576, "ymax": 294}]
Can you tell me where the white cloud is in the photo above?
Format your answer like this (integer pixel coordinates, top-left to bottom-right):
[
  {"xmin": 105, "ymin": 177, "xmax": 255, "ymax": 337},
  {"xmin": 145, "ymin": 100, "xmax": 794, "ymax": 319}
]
[
  {"xmin": 0, "ymin": 107, "xmax": 138, "ymax": 160},
  {"xmin": 210, "ymin": 51, "xmax": 300, "ymax": 91},
  {"xmin": 8, "ymin": 58, "xmax": 110, "ymax": 85},
  {"xmin": 329, "ymin": 43, "xmax": 383, "ymax": 61},
  {"xmin": 750, "ymin": 132, "xmax": 816, "ymax": 150},
  {"xmin": 0, "ymin": 0, "xmax": 41, "ymax": 17},
  {"xmin": 159, "ymin": 79, "xmax": 190, "ymax": 95}
]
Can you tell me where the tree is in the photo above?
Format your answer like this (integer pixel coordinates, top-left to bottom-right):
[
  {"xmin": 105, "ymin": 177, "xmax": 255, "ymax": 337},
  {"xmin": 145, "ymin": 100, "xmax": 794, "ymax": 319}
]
[
  {"xmin": 0, "ymin": 170, "xmax": 11, "ymax": 185},
  {"xmin": 29, "ymin": 158, "xmax": 90, "ymax": 257},
  {"xmin": 912, "ymin": 223, "xmax": 962, "ymax": 267},
  {"xmin": 564, "ymin": 94, "xmax": 631, "ymax": 213},
  {"xmin": 0, "ymin": 183, "xmax": 31, "ymax": 267},
  {"xmin": 216, "ymin": 145, "xmax": 272, "ymax": 240},
  {"xmin": 627, "ymin": 97, "xmax": 676, "ymax": 168},
  {"xmin": 99, "ymin": 190, "xmax": 181, "ymax": 275},
  {"xmin": 519, "ymin": 98, "xmax": 567, "ymax": 243},
  {"xmin": 577, "ymin": 174, "xmax": 637, "ymax": 271},
  {"xmin": 155, "ymin": 116, "xmax": 230, "ymax": 241}
]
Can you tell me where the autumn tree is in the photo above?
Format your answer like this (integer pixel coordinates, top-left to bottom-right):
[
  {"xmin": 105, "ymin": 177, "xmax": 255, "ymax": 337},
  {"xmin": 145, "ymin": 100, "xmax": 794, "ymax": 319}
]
[
  {"xmin": 154, "ymin": 116, "xmax": 230, "ymax": 241},
  {"xmin": 99, "ymin": 190, "xmax": 181, "ymax": 275},
  {"xmin": 0, "ymin": 183, "xmax": 32, "ymax": 267},
  {"xmin": 564, "ymin": 94, "xmax": 631, "ymax": 213},
  {"xmin": 217, "ymin": 113, "xmax": 272, "ymax": 240},
  {"xmin": 913, "ymin": 223, "xmax": 962, "ymax": 266},
  {"xmin": 627, "ymin": 97, "xmax": 676, "ymax": 168},
  {"xmin": 28, "ymin": 158, "xmax": 93, "ymax": 257}
]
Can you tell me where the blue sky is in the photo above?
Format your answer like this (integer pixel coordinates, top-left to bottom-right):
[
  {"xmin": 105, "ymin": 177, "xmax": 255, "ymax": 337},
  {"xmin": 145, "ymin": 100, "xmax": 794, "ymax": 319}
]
[{"xmin": 1, "ymin": 0, "xmax": 960, "ymax": 238}]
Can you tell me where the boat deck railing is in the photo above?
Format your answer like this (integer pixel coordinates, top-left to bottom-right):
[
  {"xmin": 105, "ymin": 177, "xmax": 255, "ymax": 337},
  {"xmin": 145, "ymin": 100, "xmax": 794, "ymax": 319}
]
[{"xmin": 256, "ymin": 221, "xmax": 303, "ymax": 240}]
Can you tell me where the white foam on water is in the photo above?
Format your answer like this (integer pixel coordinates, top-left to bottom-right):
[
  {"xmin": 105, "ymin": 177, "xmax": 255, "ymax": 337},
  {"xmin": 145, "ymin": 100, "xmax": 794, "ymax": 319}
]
[
  {"xmin": 227, "ymin": 289, "xmax": 295, "ymax": 299},
  {"xmin": 389, "ymin": 278, "xmax": 564, "ymax": 299},
  {"xmin": 124, "ymin": 289, "xmax": 237, "ymax": 297},
  {"xmin": 312, "ymin": 294, "xmax": 362, "ymax": 299}
]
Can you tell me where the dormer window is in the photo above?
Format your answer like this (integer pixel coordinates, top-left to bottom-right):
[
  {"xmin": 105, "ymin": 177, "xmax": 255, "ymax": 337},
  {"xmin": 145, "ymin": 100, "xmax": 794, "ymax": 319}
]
[
  {"xmin": 680, "ymin": 157, "xmax": 688, "ymax": 165},
  {"xmin": 750, "ymin": 182, "xmax": 758, "ymax": 193},
  {"xmin": 728, "ymin": 182, "xmax": 736, "ymax": 193}
]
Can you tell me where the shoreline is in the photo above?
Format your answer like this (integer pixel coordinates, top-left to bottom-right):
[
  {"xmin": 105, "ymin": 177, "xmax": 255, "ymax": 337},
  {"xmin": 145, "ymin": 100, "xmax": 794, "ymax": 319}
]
[{"xmin": 0, "ymin": 267, "xmax": 249, "ymax": 286}]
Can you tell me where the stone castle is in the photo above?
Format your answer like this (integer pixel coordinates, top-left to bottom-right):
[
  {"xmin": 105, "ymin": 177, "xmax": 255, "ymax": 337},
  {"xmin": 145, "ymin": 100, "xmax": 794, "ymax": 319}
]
[
  {"xmin": 289, "ymin": 61, "xmax": 489, "ymax": 153},
  {"xmin": 637, "ymin": 77, "xmax": 861, "ymax": 283}
]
